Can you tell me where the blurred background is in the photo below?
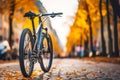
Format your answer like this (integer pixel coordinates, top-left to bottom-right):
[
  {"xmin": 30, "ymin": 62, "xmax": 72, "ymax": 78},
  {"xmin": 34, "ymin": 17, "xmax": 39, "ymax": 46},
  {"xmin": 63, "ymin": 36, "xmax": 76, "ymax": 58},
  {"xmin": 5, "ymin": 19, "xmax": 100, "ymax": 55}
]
[{"xmin": 0, "ymin": 0, "xmax": 120, "ymax": 60}]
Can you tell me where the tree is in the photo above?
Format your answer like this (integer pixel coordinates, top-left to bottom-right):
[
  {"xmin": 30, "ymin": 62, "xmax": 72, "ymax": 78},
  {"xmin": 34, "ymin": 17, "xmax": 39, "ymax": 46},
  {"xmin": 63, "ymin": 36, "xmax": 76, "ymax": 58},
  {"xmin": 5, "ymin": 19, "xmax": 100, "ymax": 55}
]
[
  {"xmin": 85, "ymin": 1, "xmax": 95, "ymax": 57},
  {"xmin": 9, "ymin": 0, "xmax": 15, "ymax": 47},
  {"xmin": 66, "ymin": 0, "xmax": 90, "ymax": 55},
  {"xmin": 0, "ymin": 0, "xmax": 15, "ymax": 47},
  {"xmin": 0, "ymin": 0, "xmax": 38, "ymax": 47},
  {"xmin": 66, "ymin": 0, "xmax": 107, "ymax": 56},
  {"xmin": 99, "ymin": 0, "xmax": 107, "ymax": 56},
  {"xmin": 110, "ymin": 0, "xmax": 119, "ymax": 57},
  {"xmin": 106, "ymin": 0, "xmax": 113, "ymax": 56}
]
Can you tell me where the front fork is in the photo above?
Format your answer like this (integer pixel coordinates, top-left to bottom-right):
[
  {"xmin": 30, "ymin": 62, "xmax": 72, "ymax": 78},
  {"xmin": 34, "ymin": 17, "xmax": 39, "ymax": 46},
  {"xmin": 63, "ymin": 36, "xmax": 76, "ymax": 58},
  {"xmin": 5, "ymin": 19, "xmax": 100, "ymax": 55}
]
[{"xmin": 37, "ymin": 27, "xmax": 48, "ymax": 54}]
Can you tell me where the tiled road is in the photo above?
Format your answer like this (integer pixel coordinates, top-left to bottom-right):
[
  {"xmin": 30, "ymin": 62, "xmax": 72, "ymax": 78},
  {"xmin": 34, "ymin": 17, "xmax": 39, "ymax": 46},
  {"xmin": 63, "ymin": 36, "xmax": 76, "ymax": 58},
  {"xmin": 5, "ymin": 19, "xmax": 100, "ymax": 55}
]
[{"xmin": 0, "ymin": 59, "xmax": 120, "ymax": 80}]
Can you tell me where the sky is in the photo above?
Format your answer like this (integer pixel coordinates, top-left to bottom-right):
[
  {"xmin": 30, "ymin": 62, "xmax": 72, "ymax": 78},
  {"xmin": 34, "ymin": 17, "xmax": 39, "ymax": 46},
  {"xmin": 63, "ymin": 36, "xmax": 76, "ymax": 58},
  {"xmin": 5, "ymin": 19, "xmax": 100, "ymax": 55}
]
[{"xmin": 40, "ymin": 0, "xmax": 78, "ymax": 50}]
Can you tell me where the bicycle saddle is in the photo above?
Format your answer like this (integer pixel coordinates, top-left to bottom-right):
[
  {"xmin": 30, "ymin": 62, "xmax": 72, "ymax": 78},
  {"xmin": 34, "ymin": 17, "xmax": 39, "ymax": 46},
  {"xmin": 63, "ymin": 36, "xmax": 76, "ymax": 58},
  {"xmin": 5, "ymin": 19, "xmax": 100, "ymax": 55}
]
[{"xmin": 24, "ymin": 11, "xmax": 36, "ymax": 17}]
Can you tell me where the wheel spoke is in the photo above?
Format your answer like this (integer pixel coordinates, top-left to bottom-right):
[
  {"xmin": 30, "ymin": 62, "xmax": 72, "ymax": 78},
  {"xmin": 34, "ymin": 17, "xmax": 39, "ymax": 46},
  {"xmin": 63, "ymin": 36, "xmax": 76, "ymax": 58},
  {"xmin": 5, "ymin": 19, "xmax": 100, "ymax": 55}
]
[
  {"xmin": 23, "ymin": 33, "xmax": 33, "ymax": 74},
  {"xmin": 19, "ymin": 29, "xmax": 34, "ymax": 77},
  {"xmin": 40, "ymin": 35, "xmax": 53, "ymax": 72}
]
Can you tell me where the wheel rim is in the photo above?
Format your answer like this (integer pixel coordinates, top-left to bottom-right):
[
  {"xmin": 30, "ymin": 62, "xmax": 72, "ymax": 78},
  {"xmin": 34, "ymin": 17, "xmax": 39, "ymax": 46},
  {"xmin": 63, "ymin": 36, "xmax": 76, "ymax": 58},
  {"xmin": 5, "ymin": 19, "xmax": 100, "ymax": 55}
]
[
  {"xmin": 41, "ymin": 37, "xmax": 51, "ymax": 70},
  {"xmin": 23, "ymin": 33, "xmax": 33, "ymax": 74}
]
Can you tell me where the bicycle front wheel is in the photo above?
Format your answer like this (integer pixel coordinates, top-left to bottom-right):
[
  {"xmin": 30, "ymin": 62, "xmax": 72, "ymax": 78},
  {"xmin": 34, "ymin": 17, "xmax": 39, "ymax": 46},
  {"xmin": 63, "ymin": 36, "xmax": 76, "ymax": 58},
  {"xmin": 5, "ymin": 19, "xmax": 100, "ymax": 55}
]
[
  {"xmin": 19, "ymin": 28, "xmax": 34, "ymax": 77},
  {"xmin": 39, "ymin": 33, "xmax": 53, "ymax": 72}
]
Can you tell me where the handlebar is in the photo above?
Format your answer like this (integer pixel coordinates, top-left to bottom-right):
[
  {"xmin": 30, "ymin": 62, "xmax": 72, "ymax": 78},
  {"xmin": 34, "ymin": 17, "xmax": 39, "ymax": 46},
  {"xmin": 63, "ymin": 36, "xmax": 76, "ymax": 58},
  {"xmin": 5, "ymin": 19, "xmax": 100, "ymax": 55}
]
[
  {"xmin": 42, "ymin": 12, "xmax": 63, "ymax": 18},
  {"xmin": 24, "ymin": 11, "xmax": 63, "ymax": 18}
]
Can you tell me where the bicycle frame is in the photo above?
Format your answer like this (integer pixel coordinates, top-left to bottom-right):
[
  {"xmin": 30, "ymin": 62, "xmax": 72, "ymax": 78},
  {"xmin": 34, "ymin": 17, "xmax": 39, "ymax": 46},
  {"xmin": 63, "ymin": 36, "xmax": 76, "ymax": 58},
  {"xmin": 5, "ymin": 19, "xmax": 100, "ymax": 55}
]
[
  {"xmin": 19, "ymin": 11, "xmax": 63, "ymax": 77},
  {"xmin": 29, "ymin": 16, "xmax": 48, "ymax": 53},
  {"xmin": 24, "ymin": 11, "xmax": 62, "ymax": 54}
]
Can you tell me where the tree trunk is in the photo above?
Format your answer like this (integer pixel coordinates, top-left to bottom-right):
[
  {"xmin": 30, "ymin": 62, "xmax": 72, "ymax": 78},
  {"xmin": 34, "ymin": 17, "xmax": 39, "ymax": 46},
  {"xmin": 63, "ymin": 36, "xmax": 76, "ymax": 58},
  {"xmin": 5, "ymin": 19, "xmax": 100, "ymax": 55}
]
[
  {"xmin": 99, "ymin": 0, "xmax": 107, "ymax": 56},
  {"xmin": 9, "ymin": 0, "xmax": 15, "ymax": 47},
  {"xmin": 84, "ymin": 34, "xmax": 89, "ymax": 57},
  {"xmin": 85, "ymin": 2, "xmax": 95, "ymax": 57},
  {"xmin": 110, "ymin": 0, "xmax": 119, "ymax": 57},
  {"xmin": 106, "ymin": 0, "xmax": 113, "ymax": 56}
]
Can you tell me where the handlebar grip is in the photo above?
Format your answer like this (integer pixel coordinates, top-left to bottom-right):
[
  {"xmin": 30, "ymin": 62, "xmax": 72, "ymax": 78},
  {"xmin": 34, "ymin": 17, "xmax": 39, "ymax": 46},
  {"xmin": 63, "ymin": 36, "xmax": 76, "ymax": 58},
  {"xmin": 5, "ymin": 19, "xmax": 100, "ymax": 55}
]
[
  {"xmin": 54, "ymin": 12, "xmax": 63, "ymax": 16},
  {"xmin": 50, "ymin": 12, "xmax": 63, "ymax": 18}
]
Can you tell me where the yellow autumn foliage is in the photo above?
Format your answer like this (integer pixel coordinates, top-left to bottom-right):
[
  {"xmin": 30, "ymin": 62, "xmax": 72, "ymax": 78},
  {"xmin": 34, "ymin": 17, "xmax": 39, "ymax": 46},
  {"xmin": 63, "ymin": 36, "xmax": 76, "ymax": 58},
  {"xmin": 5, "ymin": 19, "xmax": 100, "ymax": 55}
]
[
  {"xmin": 14, "ymin": 0, "xmax": 39, "ymax": 23},
  {"xmin": 12, "ymin": 0, "xmax": 63, "ymax": 56},
  {"xmin": 66, "ymin": 0, "xmax": 107, "ymax": 54},
  {"xmin": 23, "ymin": 17, "xmax": 39, "ymax": 32}
]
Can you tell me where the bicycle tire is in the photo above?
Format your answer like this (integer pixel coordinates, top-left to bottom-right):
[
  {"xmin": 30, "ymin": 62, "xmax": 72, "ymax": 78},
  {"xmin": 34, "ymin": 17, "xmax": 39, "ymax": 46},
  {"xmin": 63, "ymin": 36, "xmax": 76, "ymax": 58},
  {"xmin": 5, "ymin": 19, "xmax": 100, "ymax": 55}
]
[
  {"xmin": 19, "ymin": 28, "xmax": 34, "ymax": 77},
  {"xmin": 39, "ymin": 33, "xmax": 53, "ymax": 72}
]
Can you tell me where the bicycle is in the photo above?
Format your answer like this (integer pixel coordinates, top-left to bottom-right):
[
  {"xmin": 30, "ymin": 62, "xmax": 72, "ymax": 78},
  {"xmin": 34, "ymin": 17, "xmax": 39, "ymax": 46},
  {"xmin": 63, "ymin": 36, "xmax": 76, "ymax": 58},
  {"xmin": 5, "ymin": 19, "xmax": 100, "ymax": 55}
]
[{"xmin": 19, "ymin": 11, "xmax": 63, "ymax": 77}]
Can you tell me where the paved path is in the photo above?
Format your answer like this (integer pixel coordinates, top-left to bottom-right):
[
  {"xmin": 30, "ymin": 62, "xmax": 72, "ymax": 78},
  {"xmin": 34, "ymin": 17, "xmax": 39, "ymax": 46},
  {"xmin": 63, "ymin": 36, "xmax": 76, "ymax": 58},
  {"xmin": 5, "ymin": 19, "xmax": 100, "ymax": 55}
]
[{"xmin": 0, "ymin": 59, "xmax": 120, "ymax": 80}]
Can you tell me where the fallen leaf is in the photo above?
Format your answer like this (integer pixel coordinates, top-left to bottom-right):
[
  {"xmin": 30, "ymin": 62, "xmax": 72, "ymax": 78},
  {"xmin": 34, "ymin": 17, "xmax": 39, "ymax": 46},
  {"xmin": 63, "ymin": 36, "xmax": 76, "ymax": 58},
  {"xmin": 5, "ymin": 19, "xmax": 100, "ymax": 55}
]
[
  {"xmin": 81, "ymin": 68, "xmax": 86, "ymax": 71},
  {"xmin": 32, "ymin": 70, "xmax": 42, "ymax": 77},
  {"xmin": 56, "ymin": 77, "xmax": 63, "ymax": 80}
]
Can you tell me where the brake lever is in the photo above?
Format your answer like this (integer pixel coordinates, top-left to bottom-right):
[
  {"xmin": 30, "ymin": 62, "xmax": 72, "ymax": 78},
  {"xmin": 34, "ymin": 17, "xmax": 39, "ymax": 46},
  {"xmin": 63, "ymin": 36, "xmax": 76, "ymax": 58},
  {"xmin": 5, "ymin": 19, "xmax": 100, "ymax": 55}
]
[
  {"xmin": 50, "ymin": 14, "xmax": 62, "ymax": 18},
  {"xmin": 57, "ymin": 15, "xmax": 62, "ymax": 17},
  {"xmin": 50, "ymin": 12, "xmax": 55, "ymax": 18},
  {"xmin": 50, "ymin": 15, "xmax": 55, "ymax": 18}
]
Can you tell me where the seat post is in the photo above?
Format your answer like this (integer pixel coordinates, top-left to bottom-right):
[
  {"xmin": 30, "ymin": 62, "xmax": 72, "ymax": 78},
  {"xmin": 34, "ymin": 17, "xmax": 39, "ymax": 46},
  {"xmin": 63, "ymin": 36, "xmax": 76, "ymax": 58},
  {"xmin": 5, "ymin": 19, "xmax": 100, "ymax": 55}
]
[{"xmin": 30, "ymin": 17, "xmax": 36, "ymax": 35}]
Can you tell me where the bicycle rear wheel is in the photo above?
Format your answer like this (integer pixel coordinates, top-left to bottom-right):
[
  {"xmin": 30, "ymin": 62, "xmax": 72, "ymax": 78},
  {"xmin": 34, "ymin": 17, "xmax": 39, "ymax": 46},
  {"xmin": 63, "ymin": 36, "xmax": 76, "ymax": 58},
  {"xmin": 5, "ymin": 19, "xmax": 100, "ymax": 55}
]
[
  {"xmin": 39, "ymin": 33, "xmax": 53, "ymax": 72},
  {"xmin": 19, "ymin": 28, "xmax": 34, "ymax": 77}
]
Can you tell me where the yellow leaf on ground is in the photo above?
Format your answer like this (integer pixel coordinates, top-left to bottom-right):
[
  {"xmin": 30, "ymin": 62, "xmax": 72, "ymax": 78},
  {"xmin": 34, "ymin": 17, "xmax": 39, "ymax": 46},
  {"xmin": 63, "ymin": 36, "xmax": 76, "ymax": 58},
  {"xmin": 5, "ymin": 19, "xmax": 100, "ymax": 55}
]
[{"xmin": 56, "ymin": 77, "xmax": 63, "ymax": 80}]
